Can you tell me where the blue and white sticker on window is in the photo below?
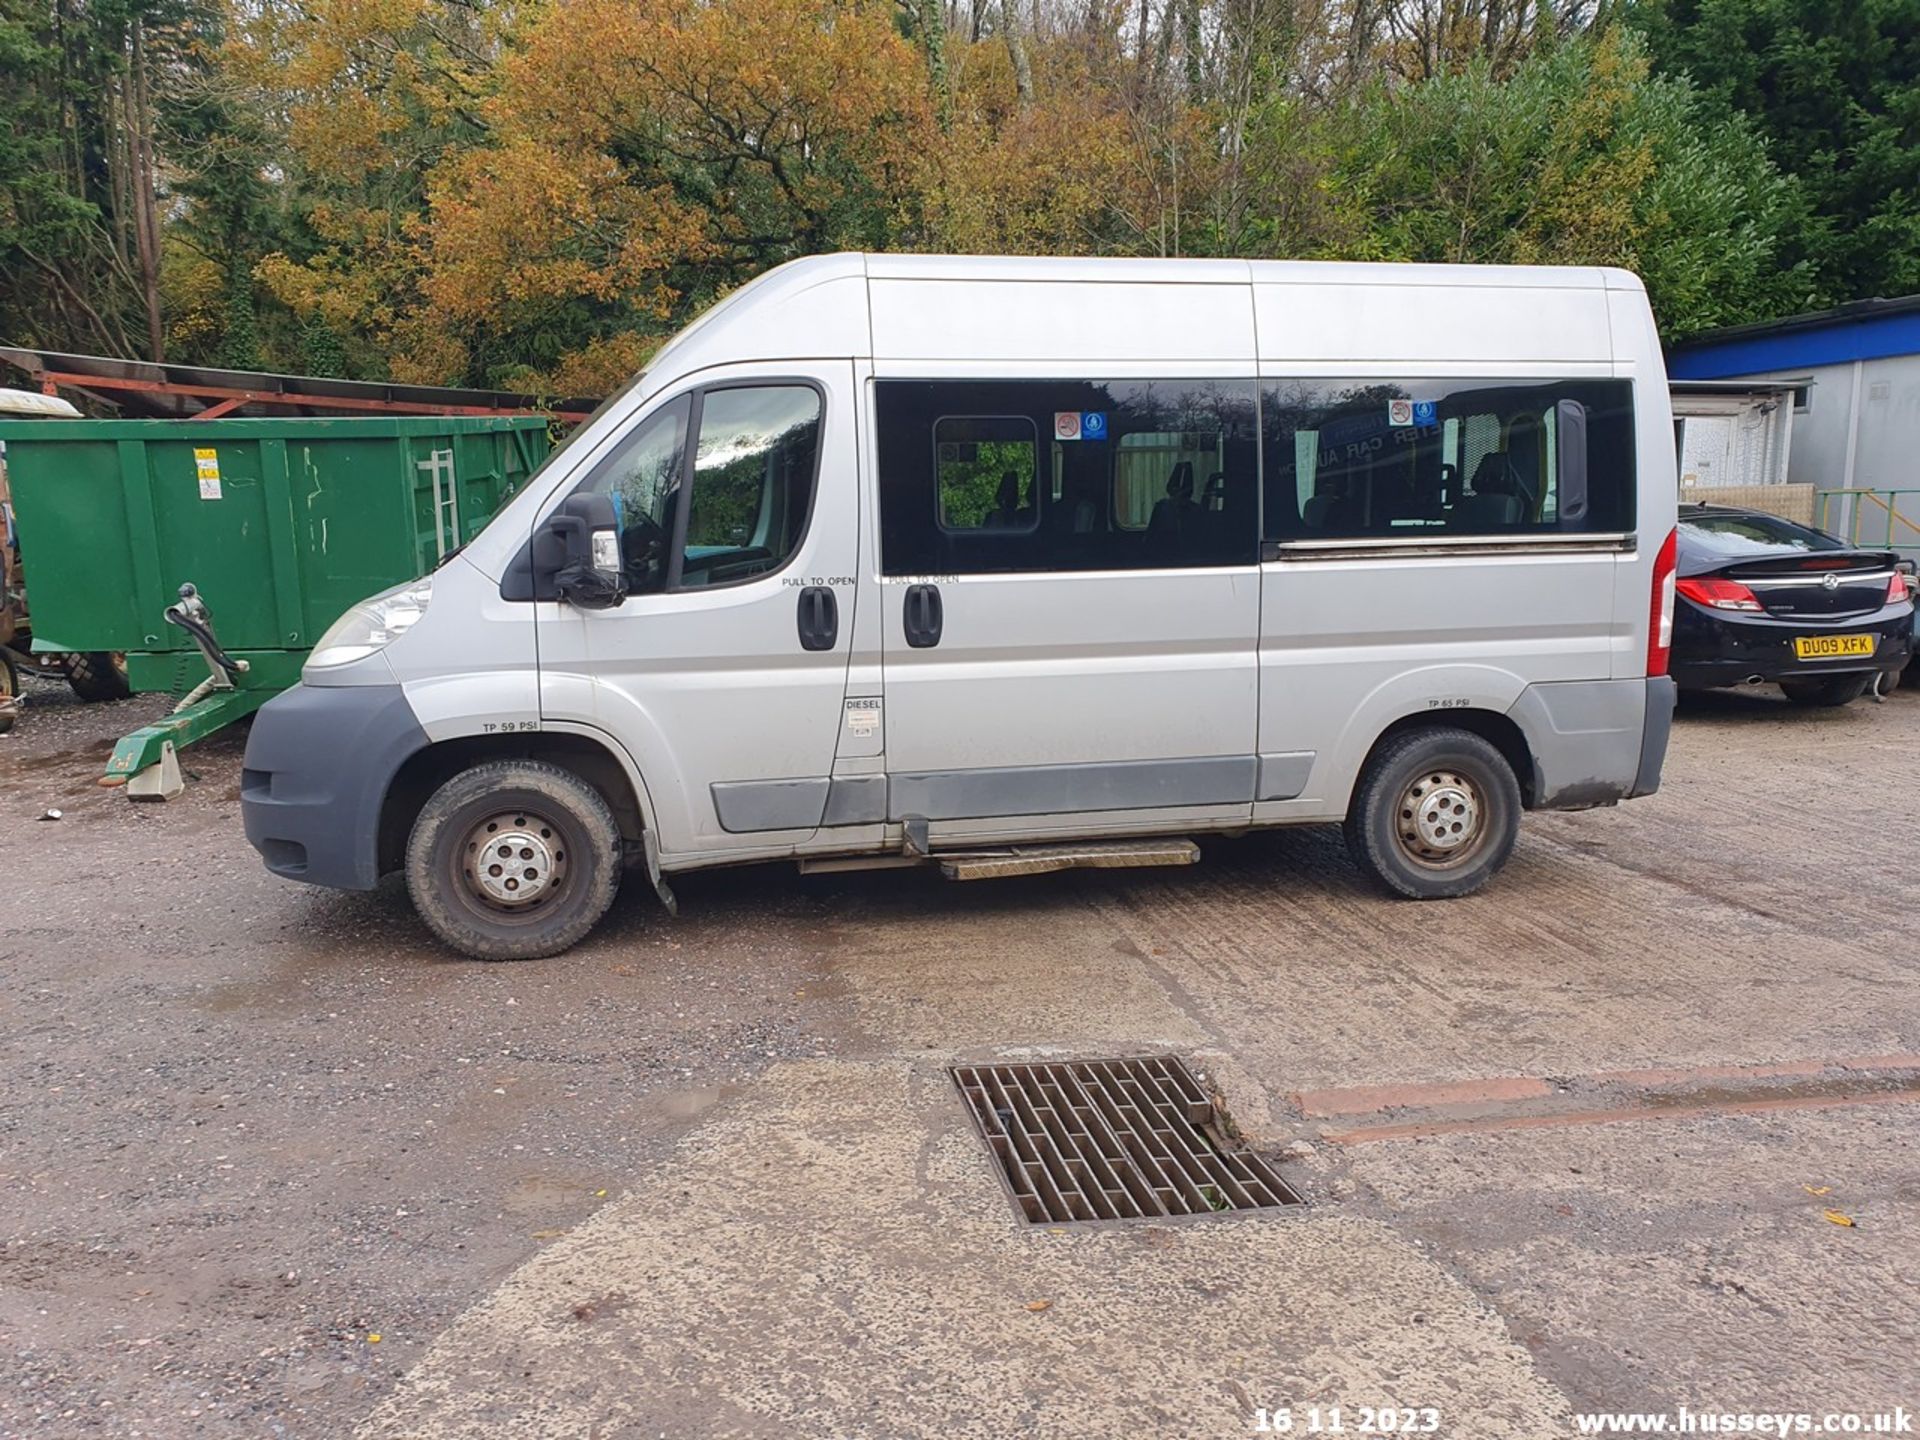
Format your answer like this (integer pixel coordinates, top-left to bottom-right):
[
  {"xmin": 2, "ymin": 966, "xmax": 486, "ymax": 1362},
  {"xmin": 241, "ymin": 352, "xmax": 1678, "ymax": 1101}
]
[
  {"xmin": 1054, "ymin": 411, "xmax": 1107, "ymax": 441},
  {"xmin": 1388, "ymin": 399, "xmax": 1439, "ymax": 428}
]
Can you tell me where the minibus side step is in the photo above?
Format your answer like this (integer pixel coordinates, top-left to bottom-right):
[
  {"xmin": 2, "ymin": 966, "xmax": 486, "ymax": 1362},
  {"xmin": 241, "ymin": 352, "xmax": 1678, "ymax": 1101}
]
[
  {"xmin": 796, "ymin": 854, "xmax": 930, "ymax": 875},
  {"xmin": 936, "ymin": 838, "xmax": 1200, "ymax": 881},
  {"xmin": 795, "ymin": 838, "xmax": 1201, "ymax": 879}
]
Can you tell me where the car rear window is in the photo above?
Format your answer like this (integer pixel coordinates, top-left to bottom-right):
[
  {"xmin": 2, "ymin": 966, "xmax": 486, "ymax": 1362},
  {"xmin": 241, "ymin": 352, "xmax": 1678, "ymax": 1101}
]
[{"xmin": 1680, "ymin": 512, "xmax": 1842, "ymax": 553}]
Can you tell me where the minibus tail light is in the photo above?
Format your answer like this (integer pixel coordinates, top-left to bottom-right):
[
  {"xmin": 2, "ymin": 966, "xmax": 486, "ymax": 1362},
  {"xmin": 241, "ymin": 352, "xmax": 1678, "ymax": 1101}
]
[{"xmin": 1647, "ymin": 528, "xmax": 1677, "ymax": 678}]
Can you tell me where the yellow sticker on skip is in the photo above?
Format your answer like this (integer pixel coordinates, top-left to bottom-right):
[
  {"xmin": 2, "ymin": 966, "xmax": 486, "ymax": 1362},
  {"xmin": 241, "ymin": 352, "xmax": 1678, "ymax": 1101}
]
[{"xmin": 193, "ymin": 447, "xmax": 221, "ymax": 500}]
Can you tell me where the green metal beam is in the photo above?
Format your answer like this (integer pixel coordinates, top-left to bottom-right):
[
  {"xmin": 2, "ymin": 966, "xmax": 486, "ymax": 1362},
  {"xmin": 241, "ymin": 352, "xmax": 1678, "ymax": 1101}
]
[{"xmin": 104, "ymin": 687, "xmax": 271, "ymax": 784}]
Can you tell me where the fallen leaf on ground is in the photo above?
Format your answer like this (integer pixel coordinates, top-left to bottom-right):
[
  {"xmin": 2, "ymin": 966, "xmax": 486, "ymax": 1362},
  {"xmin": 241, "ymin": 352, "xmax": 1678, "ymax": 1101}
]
[
  {"xmin": 1803, "ymin": 1185, "xmax": 1832, "ymax": 1196},
  {"xmin": 1823, "ymin": 1210, "xmax": 1856, "ymax": 1228},
  {"xmin": 1026, "ymin": 1300, "xmax": 1052, "ymax": 1313}
]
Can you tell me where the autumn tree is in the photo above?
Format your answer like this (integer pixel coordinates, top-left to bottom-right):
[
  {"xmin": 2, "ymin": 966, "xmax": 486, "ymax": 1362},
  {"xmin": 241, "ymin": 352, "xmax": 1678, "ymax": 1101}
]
[
  {"xmin": 233, "ymin": 0, "xmax": 509, "ymax": 377},
  {"xmin": 0, "ymin": 0, "xmax": 1863, "ymax": 388},
  {"xmin": 396, "ymin": 0, "xmax": 934, "ymax": 392}
]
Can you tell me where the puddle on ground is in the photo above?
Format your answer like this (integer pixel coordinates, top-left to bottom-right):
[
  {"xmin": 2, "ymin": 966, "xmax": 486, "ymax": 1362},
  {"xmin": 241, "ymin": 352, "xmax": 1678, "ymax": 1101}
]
[
  {"xmin": 657, "ymin": 1083, "xmax": 743, "ymax": 1120},
  {"xmin": 1638, "ymin": 1072, "xmax": 1920, "ymax": 1109}
]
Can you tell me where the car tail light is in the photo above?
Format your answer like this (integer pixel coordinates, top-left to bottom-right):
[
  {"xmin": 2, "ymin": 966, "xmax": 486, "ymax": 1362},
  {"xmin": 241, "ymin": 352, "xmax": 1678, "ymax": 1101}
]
[
  {"xmin": 1889, "ymin": 571, "xmax": 1912, "ymax": 606},
  {"xmin": 1675, "ymin": 576, "xmax": 1765, "ymax": 612},
  {"xmin": 1648, "ymin": 527, "xmax": 1677, "ymax": 678}
]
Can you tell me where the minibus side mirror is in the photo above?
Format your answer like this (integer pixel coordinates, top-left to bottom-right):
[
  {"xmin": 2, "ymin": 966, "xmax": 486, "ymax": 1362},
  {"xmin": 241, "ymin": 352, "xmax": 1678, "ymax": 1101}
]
[
  {"xmin": 1555, "ymin": 399, "xmax": 1589, "ymax": 525},
  {"xmin": 535, "ymin": 493, "xmax": 627, "ymax": 610}
]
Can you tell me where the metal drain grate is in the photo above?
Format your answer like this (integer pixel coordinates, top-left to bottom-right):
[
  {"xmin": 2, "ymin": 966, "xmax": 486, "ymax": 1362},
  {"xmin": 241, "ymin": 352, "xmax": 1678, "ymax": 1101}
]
[{"xmin": 952, "ymin": 1056, "xmax": 1302, "ymax": 1224}]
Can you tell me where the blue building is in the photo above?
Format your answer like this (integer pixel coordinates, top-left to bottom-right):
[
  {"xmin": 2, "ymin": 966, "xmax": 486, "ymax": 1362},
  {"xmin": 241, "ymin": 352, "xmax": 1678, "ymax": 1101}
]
[{"xmin": 1668, "ymin": 297, "xmax": 1920, "ymax": 549}]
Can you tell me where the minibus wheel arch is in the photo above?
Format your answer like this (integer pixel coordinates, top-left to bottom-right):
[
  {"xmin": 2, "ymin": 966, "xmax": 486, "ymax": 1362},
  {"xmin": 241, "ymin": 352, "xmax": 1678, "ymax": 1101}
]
[
  {"xmin": 377, "ymin": 734, "xmax": 647, "ymax": 878},
  {"xmin": 1363, "ymin": 710, "xmax": 1536, "ymax": 811}
]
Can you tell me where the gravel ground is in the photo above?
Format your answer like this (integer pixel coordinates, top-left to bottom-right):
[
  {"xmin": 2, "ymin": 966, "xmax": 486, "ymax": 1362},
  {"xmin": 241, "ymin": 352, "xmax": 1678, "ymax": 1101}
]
[
  {"xmin": 0, "ymin": 677, "xmax": 857, "ymax": 1436},
  {"xmin": 2, "ymin": 673, "xmax": 1917, "ymax": 1437}
]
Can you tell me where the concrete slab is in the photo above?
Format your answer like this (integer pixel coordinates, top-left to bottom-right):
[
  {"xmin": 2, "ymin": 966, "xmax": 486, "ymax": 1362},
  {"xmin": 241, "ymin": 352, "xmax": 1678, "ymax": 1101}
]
[
  {"xmin": 356, "ymin": 1061, "xmax": 1568, "ymax": 1440},
  {"xmin": 1343, "ymin": 1104, "xmax": 1920, "ymax": 1418}
]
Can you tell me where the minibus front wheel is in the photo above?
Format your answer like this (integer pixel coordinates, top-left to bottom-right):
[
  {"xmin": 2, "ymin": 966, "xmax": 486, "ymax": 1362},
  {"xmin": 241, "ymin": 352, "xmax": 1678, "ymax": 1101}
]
[
  {"xmin": 405, "ymin": 759, "xmax": 622, "ymax": 960},
  {"xmin": 1343, "ymin": 726, "xmax": 1522, "ymax": 900}
]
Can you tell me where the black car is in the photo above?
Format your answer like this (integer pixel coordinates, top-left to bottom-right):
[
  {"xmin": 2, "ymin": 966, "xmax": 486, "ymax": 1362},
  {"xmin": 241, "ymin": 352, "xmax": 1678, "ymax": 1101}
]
[{"xmin": 1670, "ymin": 504, "xmax": 1914, "ymax": 707}]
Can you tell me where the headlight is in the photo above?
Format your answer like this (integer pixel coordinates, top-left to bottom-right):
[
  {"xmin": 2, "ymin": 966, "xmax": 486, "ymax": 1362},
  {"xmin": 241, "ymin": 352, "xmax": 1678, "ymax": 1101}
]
[{"xmin": 307, "ymin": 578, "xmax": 432, "ymax": 670}]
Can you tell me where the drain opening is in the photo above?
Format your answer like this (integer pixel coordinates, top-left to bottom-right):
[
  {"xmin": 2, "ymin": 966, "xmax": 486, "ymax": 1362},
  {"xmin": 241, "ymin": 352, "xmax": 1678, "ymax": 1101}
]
[{"xmin": 952, "ymin": 1055, "xmax": 1302, "ymax": 1224}]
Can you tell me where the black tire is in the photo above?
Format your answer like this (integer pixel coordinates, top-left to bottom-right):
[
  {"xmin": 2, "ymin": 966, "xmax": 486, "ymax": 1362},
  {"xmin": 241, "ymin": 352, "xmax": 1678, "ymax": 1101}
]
[
  {"xmin": 1343, "ymin": 727, "xmax": 1523, "ymax": 900},
  {"xmin": 66, "ymin": 650, "xmax": 131, "ymax": 703},
  {"xmin": 0, "ymin": 650, "xmax": 17, "ymax": 736},
  {"xmin": 1779, "ymin": 673, "xmax": 1870, "ymax": 708},
  {"xmin": 405, "ymin": 760, "xmax": 622, "ymax": 960}
]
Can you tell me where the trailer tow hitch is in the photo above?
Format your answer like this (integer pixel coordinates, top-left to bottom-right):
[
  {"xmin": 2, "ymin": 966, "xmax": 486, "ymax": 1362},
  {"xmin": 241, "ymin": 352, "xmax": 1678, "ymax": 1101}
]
[
  {"xmin": 106, "ymin": 583, "xmax": 264, "ymax": 801},
  {"xmin": 162, "ymin": 584, "xmax": 249, "ymax": 711}
]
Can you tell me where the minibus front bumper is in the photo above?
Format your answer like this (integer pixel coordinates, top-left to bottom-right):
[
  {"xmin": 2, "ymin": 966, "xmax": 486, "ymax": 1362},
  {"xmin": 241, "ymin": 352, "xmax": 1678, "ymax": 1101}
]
[{"xmin": 241, "ymin": 682, "xmax": 429, "ymax": 890}]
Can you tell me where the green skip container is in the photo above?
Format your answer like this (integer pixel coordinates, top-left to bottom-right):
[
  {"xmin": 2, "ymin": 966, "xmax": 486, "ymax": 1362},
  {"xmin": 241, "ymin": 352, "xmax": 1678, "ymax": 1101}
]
[{"xmin": 0, "ymin": 414, "xmax": 551, "ymax": 788}]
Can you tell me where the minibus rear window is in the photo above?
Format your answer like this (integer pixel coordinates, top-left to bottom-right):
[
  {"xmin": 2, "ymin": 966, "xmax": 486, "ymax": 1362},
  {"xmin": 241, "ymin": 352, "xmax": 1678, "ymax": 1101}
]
[{"xmin": 1262, "ymin": 378, "xmax": 1635, "ymax": 542}]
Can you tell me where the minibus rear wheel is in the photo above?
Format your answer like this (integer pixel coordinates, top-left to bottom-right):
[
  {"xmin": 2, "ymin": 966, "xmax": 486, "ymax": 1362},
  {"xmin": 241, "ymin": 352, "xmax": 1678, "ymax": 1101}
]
[
  {"xmin": 406, "ymin": 760, "xmax": 622, "ymax": 960},
  {"xmin": 1344, "ymin": 727, "xmax": 1521, "ymax": 900}
]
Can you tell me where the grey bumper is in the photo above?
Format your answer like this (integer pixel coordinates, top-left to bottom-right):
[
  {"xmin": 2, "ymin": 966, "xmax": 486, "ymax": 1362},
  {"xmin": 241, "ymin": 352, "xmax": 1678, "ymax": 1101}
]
[
  {"xmin": 241, "ymin": 683, "xmax": 429, "ymax": 890},
  {"xmin": 1627, "ymin": 676, "xmax": 1676, "ymax": 799},
  {"xmin": 1508, "ymin": 676, "xmax": 1674, "ymax": 810}
]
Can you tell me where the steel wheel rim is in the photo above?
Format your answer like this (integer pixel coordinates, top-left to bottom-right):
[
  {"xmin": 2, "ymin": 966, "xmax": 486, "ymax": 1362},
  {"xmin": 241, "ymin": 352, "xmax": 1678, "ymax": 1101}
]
[
  {"xmin": 1393, "ymin": 769, "xmax": 1487, "ymax": 870},
  {"xmin": 458, "ymin": 809, "xmax": 571, "ymax": 915}
]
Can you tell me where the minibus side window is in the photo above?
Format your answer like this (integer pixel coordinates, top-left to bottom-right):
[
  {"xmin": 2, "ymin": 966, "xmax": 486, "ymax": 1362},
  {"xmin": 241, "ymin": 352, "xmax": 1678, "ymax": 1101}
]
[
  {"xmin": 1540, "ymin": 408, "xmax": 1560, "ymax": 522},
  {"xmin": 1261, "ymin": 378, "xmax": 1634, "ymax": 543},
  {"xmin": 877, "ymin": 378, "xmax": 1259, "ymax": 575},
  {"xmin": 577, "ymin": 383, "xmax": 822, "ymax": 594},
  {"xmin": 1116, "ymin": 432, "xmax": 1224, "ymax": 530},
  {"xmin": 675, "ymin": 385, "xmax": 822, "ymax": 589},
  {"xmin": 581, "ymin": 394, "xmax": 690, "ymax": 594},
  {"xmin": 934, "ymin": 418, "xmax": 1039, "ymax": 532}
]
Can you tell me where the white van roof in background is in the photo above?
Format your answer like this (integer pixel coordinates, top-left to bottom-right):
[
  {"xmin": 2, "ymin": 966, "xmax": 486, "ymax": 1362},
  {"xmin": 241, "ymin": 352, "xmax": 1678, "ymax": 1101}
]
[{"xmin": 0, "ymin": 387, "xmax": 84, "ymax": 419}]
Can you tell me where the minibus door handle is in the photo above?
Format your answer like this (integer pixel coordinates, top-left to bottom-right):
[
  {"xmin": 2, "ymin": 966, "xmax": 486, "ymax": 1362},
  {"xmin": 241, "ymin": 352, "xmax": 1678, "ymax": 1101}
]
[
  {"xmin": 903, "ymin": 584, "xmax": 943, "ymax": 648},
  {"xmin": 796, "ymin": 586, "xmax": 838, "ymax": 651}
]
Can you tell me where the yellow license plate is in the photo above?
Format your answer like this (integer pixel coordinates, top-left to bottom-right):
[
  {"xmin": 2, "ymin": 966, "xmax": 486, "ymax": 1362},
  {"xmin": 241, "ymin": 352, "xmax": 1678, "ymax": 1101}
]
[{"xmin": 1793, "ymin": 634, "xmax": 1876, "ymax": 660}]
